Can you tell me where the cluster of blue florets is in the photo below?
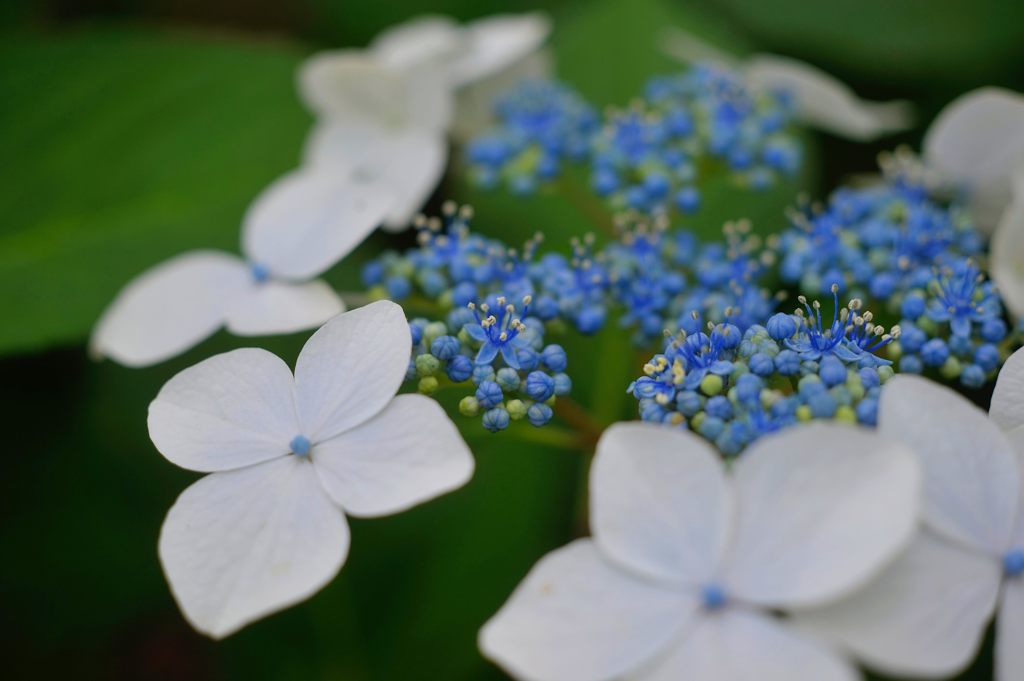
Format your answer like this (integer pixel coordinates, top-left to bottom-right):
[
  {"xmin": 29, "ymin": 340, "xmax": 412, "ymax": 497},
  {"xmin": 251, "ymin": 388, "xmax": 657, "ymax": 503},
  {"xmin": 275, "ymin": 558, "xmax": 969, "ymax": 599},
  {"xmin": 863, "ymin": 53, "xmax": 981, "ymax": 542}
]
[
  {"xmin": 466, "ymin": 62, "xmax": 801, "ymax": 216},
  {"xmin": 362, "ymin": 203, "xmax": 779, "ymax": 345},
  {"xmin": 774, "ymin": 160, "xmax": 1009, "ymax": 387},
  {"xmin": 405, "ymin": 294, "xmax": 571, "ymax": 433},
  {"xmin": 466, "ymin": 80, "xmax": 599, "ymax": 194},
  {"xmin": 630, "ymin": 287, "xmax": 898, "ymax": 455}
]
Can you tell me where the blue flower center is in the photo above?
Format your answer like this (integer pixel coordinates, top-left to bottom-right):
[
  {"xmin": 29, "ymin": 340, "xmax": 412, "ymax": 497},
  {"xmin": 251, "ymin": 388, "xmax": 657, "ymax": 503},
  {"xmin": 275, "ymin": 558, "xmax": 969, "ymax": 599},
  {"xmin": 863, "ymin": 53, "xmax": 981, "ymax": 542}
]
[
  {"xmin": 701, "ymin": 584, "xmax": 727, "ymax": 611},
  {"xmin": 250, "ymin": 262, "xmax": 270, "ymax": 284},
  {"xmin": 290, "ymin": 435, "xmax": 311, "ymax": 457},
  {"xmin": 1005, "ymin": 549, "xmax": 1024, "ymax": 578}
]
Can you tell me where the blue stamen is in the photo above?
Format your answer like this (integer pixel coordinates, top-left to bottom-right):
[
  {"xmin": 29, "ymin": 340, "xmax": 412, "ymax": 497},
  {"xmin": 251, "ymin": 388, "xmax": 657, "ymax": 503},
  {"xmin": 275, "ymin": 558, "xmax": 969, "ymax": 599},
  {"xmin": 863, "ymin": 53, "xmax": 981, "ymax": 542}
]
[
  {"xmin": 701, "ymin": 584, "xmax": 728, "ymax": 611},
  {"xmin": 290, "ymin": 435, "xmax": 311, "ymax": 457},
  {"xmin": 1005, "ymin": 550, "xmax": 1024, "ymax": 578}
]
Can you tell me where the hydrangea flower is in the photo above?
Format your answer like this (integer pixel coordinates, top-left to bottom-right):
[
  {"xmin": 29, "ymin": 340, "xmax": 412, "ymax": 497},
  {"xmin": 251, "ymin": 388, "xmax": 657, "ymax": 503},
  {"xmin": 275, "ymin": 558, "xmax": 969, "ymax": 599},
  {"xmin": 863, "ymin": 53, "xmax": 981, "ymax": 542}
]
[
  {"xmin": 794, "ymin": 365, "xmax": 1024, "ymax": 680},
  {"xmin": 91, "ymin": 170, "xmax": 392, "ymax": 367},
  {"xmin": 480, "ymin": 421, "xmax": 919, "ymax": 681},
  {"xmin": 149, "ymin": 301, "xmax": 473, "ymax": 637},
  {"xmin": 660, "ymin": 26, "xmax": 913, "ymax": 141},
  {"xmin": 991, "ymin": 166, "xmax": 1024, "ymax": 319},
  {"xmin": 298, "ymin": 50, "xmax": 451, "ymax": 230},
  {"xmin": 923, "ymin": 87, "xmax": 1024, "ymax": 234}
]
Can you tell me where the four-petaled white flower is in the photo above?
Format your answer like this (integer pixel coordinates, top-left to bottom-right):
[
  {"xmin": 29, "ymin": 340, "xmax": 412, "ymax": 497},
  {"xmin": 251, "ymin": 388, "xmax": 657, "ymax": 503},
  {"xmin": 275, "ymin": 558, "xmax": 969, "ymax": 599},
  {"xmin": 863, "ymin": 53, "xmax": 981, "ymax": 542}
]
[
  {"xmin": 660, "ymin": 26, "xmax": 913, "ymax": 142},
  {"xmin": 923, "ymin": 87, "xmax": 1024, "ymax": 235},
  {"xmin": 149, "ymin": 300, "xmax": 474, "ymax": 638},
  {"xmin": 90, "ymin": 169, "xmax": 393, "ymax": 367},
  {"xmin": 480, "ymin": 421, "xmax": 920, "ymax": 681},
  {"xmin": 793, "ymin": 359, "xmax": 1024, "ymax": 681}
]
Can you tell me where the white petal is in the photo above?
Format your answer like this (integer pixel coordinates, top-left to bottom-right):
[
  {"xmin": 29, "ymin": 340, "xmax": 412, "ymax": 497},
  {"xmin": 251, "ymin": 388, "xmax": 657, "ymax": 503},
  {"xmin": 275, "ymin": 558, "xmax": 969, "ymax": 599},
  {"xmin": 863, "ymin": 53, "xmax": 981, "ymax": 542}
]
[
  {"xmin": 991, "ymin": 170, "xmax": 1024, "ymax": 320},
  {"xmin": 744, "ymin": 54, "xmax": 912, "ymax": 141},
  {"xmin": 657, "ymin": 25, "xmax": 741, "ymax": 68},
  {"xmin": 723, "ymin": 422, "xmax": 919, "ymax": 608},
  {"xmin": 589, "ymin": 422, "xmax": 731, "ymax": 586},
  {"xmin": 479, "ymin": 539, "xmax": 696, "ymax": 681},
  {"xmin": 924, "ymin": 87, "xmax": 1024, "ymax": 233},
  {"xmin": 148, "ymin": 348, "xmax": 299, "ymax": 472},
  {"xmin": 224, "ymin": 278, "xmax": 344, "ymax": 337},
  {"xmin": 302, "ymin": 120, "xmax": 447, "ymax": 231},
  {"xmin": 449, "ymin": 12, "xmax": 551, "ymax": 87},
  {"xmin": 639, "ymin": 609, "xmax": 857, "ymax": 681},
  {"xmin": 241, "ymin": 168, "xmax": 392, "ymax": 281},
  {"xmin": 879, "ymin": 374, "xmax": 1019, "ymax": 555},
  {"xmin": 313, "ymin": 394, "xmax": 473, "ymax": 517},
  {"xmin": 159, "ymin": 456, "xmax": 349, "ymax": 638},
  {"xmin": 792, "ymin": 531, "xmax": 1002, "ymax": 679},
  {"xmin": 992, "ymin": 347, "xmax": 1024, "ymax": 430},
  {"xmin": 90, "ymin": 250, "xmax": 248, "ymax": 367},
  {"xmin": 293, "ymin": 300, "xmax": 410, "ymax": 442},
  {"xmin": 451, "ymin": 48, "xmax": 553, "ymax": 142},
  {"xmin": 298, "ymin": 50, "xmax": 452, "ymax": 132},
  {"xmin": 997, "ymin": 578, "xmax": 1024, "ymax": 681},
  {"xmin": 369, "ymin": 14, "xmax": 463, "ymax": 70}
]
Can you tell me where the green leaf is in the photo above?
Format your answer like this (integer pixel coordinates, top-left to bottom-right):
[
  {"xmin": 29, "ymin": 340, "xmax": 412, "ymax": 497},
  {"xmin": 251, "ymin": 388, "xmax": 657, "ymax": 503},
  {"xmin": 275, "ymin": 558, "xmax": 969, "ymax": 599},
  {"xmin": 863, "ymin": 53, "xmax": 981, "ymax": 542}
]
[{"xmin": 0, "ymin": 27, "xmax": 311, "ymax": 356}]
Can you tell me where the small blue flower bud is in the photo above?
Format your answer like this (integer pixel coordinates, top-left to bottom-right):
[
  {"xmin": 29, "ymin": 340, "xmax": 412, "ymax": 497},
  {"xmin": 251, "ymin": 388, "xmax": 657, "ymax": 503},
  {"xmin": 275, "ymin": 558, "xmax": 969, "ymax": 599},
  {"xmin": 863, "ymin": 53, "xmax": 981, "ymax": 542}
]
[
  {"xmin": 447, "ymin": 355, "xmax": 473, "ymax": 383},
  {"xmin": 482, "ymin": 407, "xmax": 510, "ymax": 432},
  {"xmin": 705, "ymin": 396, "xmax": 733, "ymax": 420},
  {"xmin": 451, "ymin": 282, "xmax": 478, "ymax": 307},
  {"xmin": 858, "ymin": 367, "xmax": 881, "ymax": 390},
  {"xmin": 430, "ymin": 335, "xmax": 461, "ymax": 361},
  {"xmin": 921, "ymin": 339, "xmax": 950, "ymax": 367},
  {"xmin": 819, "ymin": 356, "xmax": 847, "ymax": 387},
  {"xmin": 900, "ymin": 293, "xmax": 926, "ymax": 320},
  {"xmin": 643, "ymin": 173, "xmax": 670, "ymax": 200},
  {"xmin": 516, "ymin": 347, "xmax": 541, "ymax": 371},
  {"xmin": 496, "ymin": 367, "xmax": 521, "ymax": 392},
  {"xmin": 960, "ymin": 364, "xmax": 986, "ymax": 388},
  {"xmin": 592, "ymin": 169, "xmax": 619, "ymax": 196},
  {"xmin": 982, "ymin": 318, "xmax": 1008, "ymax": 343},
  {"xmin": 975, "ymin": 343, "xmax": 1001, "ymax": 372},
  {"xmin": 674, "ymin": 187, "xmax": 700, "ymax": 214},
  {"xmin": 541, "ymin": 344, "xmax": 568, "ymax": 372},
  {"xmin": 766, "ymin": 313, "xmax": 797, "ymax": 341},
  {"xmin": 527, "ymin": 402, "xmax": 554, "ymax": 427},
  {"xmin": 553, "ymin": 373, "xmax": 572, "ymax": 396},
  {"xmin": 749, "ymin": 352, "xmax": 775, "ymax": 376},
  {"xmin": 676, "ymin": 390, "xmax": 703, "ymax": 417},
  {"xmin": 385, "ymin": 275, "xmax": 411, "ymax": 300},
  {"xmin": 525, "ymin": 371, "xmax": 555, "ymax": 402},
  {"xmin": 362, "ymin": 261, "xmax": 385, "ymax": 286},
  {"xmin": 409, "ymin": 320, "xmax": 426, "ymax": 346},
  {"xmin": 855, "ymin": 397, "xmax": 879, "ymax": 426},
  {"xmin": 476, "ymin": 380, "xmax": 504, "ymax": 409},
  {"xmin": 472, "ymin": 364, "xmax": 495, "ymax": 385},
  {"xmin": 405, "ymin": 359, "xmax": 418, "ymax": 382},
  {"xmin": 577, "ymin": 305, "xmax": 607, "ymax": 334},
  {"xmin": 899, "ymin": 354, "xmax": 924, "ymax": 374},
  {"xmin": 774, "ymin": 349, "xmax": 801, "ymax": 376},
  {"xmin": 807, "ymin": 391, "xmax": 837, "ymax": 418},
  {"xmin": 735, "ymin": 374, "xmax": 763, "ymax": 406},
  {"xmin": 697, "ymin": 415, "xmax": 725, "ymax": 440}
]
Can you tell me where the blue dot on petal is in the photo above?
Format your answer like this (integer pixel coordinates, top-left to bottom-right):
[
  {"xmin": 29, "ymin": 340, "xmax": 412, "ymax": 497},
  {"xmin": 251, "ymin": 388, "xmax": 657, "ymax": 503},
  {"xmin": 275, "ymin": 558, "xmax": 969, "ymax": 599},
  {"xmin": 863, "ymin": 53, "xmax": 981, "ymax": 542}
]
[
  {"xmin": 701, "ymin": 584, "xmax": 727, "ymax": 610},
  {"xmin": 1005, "ymin": 550, "xmax": 1024, "ymax": 578},
  {"xmin": 290, "ymin": 435, "xmax": 311, "ymax": 457}
]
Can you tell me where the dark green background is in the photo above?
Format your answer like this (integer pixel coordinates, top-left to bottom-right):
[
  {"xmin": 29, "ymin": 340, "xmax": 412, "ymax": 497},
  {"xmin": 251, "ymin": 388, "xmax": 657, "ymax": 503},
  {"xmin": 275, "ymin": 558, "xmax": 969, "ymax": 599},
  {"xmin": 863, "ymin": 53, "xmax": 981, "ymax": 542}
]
[{"xmin": 2, "ymin": 0, "xmax": 1022, "ymax": 678}]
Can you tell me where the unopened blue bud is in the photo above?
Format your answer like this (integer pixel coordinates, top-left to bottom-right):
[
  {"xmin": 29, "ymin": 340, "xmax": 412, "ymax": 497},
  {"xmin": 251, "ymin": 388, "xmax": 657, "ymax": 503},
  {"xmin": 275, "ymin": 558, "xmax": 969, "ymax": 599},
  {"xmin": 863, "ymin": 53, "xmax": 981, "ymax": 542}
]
[
  {"xmin": 496, "ymin": 367, "xmax": 521, "ymax": 392},
  {"xmin": 961, "ymin": 364, "xmax": 986, "ymax": 389},
  {"xmin": 766, "ymin": 313, "xmax": 797, "ymax": 340},
  {"xmin": 482, "ymin": 407, "xmax": 511, "ymax": 432},
  {"xmin": 819, "ymin": 356, "xmax": 847, "ymax": 387},
  {"xmin": 525, "ymin": 371, "xmax": 556, "ymax": 402},
  {"xmin": 921, "ymin": 339, "xmax": 950, "ymax": 367},
  {"xmin": 674, "ymin": 187, "xmax": 700, "ymax": 214},
  {"xmin": 541, "ymin": 344, "xmax": 568, "ymax": 372},
  {"xmin": 472, "ymin": 364, "xmax": 496, "ymax": 385},
  {"xmin": 431, "ymin": 335, "xmax": 461, "ymax": 361},
  {"xmin": 476, "ymin": 380, "xmax": 504, "ymax": 409},
  {"xmin": 553, "ymin": 373, "xmax": 572, "ymax": 396},
  {"xmin": 899, "ymin": 354, "xmax": 924, "ymax": 374},
  {"xmin": 447, "ymin": 355, "xmax": 474, "ymax": 383},
  {"xmin": 527, "ymin": 402, "xmax": 554, "ymax": 427},
  {"xmin": 749, "ymin": 352, "xmax": 775, "ymax": 376}
]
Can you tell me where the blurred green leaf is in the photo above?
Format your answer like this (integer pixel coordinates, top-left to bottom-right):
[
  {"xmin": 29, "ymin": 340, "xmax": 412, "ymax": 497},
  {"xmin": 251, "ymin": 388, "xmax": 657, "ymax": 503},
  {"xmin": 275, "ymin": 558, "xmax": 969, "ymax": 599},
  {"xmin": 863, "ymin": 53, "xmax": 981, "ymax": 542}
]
[{"xmin": 0, "ymin": 27, "xmax": 311, "ymax": 357}]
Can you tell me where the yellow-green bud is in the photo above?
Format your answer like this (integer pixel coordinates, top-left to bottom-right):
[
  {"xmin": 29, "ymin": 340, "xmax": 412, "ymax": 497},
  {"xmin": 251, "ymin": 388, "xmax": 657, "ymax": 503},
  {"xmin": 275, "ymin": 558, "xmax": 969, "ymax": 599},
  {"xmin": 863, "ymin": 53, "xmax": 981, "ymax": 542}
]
[
  {"xmin": 700, "ymin": 374, "xmax": 724, "ymax": 396},
  {"xmin": 507, "ymin": 399, "xmax": 528, "ymax": 420},
  {"xmin": 459, "ymin": 396, "xmax": 480, "ymax": 417},
  {"xmin": 418, "ymin": 376, "xmax": 439, "ymax": 394},
  {"xmin": 415, "ymin": 353, "xmax": 440, "ymax": 377}
]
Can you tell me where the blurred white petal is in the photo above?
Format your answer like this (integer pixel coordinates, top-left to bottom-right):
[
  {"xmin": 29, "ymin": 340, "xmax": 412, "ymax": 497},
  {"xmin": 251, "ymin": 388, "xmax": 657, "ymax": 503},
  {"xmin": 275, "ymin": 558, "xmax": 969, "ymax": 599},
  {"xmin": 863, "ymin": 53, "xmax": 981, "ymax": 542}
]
[
  {"xmin": 369, "ymin": 14, "xmax": 463, "ymax": 70},
  {"xmin": 990, "ymin": 167, "xmax": 1024, "ymax": 319},
  {"xmin": 639, "ymin": 609, "xmax": 857, "ymax": 681},
  {"xmin": 303, "ymin": 120, "xmax": 447, "ymax": 231},
  {"xmin": 745, "ymin": 54, "xmax": 913, "ymax": 141},
  {"xmin": 293, "ymin": 300, "xmax": 410, "ymax": 442},
  {"xmin": 313, "ymin": 394, "xmax": 473, "ymax": 517},
  {"xmin": 589, "ymin": 422, "xmax": 732, "ymax": 586},
  {"xmin": 997, "ymin": 578, "xmax": 1024, "ymax": 681},
  {"xmin": 90, "ymin": 250, "xmax": 248, "ymax": 368},
  {"xmin": 658, "ymin": 25, "xmax": 743, "ymax": 68},
  {"xmin": 792, "ymin": 531, "xmax": 1001, "ymax": 678},
  {"xmin": 991, "ymin": 346, "xmax": 1024, "ymax": 431},
  {"xmin": 298, "ymin": 50, "xmax": 452, "ymax": 132},
  {"xmin": 450, "ymin": 12, "xmax": 551, "ymax": 88},
  {"xmin": 148, "ymin": 348, "xmax": 299, "ymax": 472},
  {"xmin": 479, "ymin": 539, "xmax": 696, "ymax": 681},
  {"xmin": 722, "ymin": 423, "xmax": 920, "ymax": 608},
  {"xmin": 452, "ymin": 48, "xmax": 553, "ymax": 141},
  {"xmin": 224, "ymin": 278, "xmax": 344, "ymax": 336},
  {"xmin": 241, "ymin": 168, "xmax": 392, "ymax": 281},
  {"xmin": 924, "ymin": 87, "xmax": 1024, "ymax": 233},
  {"xmin": 159, "ymin": 456, "xmax": 348, "ymax": 639},
  {"xmin": 879, "ymin": 375, "xmax": 1019, "ymax": 555}
]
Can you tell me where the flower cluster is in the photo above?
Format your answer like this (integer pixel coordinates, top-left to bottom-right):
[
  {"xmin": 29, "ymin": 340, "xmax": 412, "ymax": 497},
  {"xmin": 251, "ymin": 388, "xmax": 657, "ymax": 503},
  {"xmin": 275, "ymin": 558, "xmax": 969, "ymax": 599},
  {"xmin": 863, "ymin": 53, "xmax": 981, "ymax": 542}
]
[
  {"xmin": 405, "ymin": 295, "xmax": 571, "ymax": 433},
  {"xmin": 775, "ymin": 161, "xmax": 1011, "ymax": 387},
  {"xmin": 466, "ymin": 80, "xmax": 599, "ymax": 193},
  {"xmin": 466, "ymin": 62, "xmax": 801, "ymax": 216},
  {"xmin": 630, "ymin": 286, "xmax": 898, "ymax": 455}
]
